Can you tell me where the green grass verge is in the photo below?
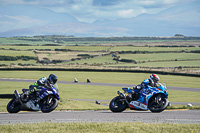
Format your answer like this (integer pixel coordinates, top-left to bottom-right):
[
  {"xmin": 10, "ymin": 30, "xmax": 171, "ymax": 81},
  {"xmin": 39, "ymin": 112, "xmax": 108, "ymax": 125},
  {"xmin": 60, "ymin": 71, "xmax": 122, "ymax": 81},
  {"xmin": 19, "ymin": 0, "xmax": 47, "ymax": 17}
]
[
  {"xmin": 0, "ymin": 71, "xmax": 199, "ymax": 112},
  {"xmin": 0, "ymin": 71, "xmax": 199, "ymax": 88},
  {"xmin": 0, "ymin": 79, "xmax": 200, "ymax": 112},
  {"xmin": 0, "ymin": 122, "xmax": 199, "ymax": 133}
]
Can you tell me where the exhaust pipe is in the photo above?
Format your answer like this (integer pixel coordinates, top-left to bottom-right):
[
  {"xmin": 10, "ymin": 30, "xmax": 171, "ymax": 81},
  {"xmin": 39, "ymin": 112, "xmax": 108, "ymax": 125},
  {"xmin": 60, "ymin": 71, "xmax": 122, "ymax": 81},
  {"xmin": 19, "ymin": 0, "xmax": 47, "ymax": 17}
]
[
  {"xmin": 117, "ymin": 91, "xmax": 130, "ymax": 104},
  {"xmin": 14, "ymin": 90, "xmax": 20, "ymax": 99},
  {"xmin": 14, "ymin": 90, "xmax": 25, "ymax": 106}
]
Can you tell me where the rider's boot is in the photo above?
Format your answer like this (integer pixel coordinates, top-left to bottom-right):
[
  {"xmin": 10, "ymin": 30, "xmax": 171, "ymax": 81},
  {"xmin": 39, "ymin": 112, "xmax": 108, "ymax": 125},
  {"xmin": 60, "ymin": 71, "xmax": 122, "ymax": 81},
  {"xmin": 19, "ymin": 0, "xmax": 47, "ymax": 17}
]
[
  {"xmin": 131, "ymin": 90, "xmax": 135, "ymax": 100},
  {"xmin": 21, "ymin": 86, "xmax": 38, "ymax": 102},
  {"xmin": 34, "ymin": 97, "xmax": 40, "ymax": 103}
]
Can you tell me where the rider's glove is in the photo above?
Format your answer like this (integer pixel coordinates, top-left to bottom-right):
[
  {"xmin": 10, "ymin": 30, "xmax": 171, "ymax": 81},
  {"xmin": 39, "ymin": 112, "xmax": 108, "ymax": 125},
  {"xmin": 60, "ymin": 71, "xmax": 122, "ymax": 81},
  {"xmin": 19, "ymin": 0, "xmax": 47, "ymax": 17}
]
[
  {"xmin": 30, "ymin": 86, "xmax": 38, "ymax": 93},
  {"xmin": 134, "ymin": 85, "xmax": 142, "ymax": 90},
  {"xmin": 44, "ymin": 82, "xmax": 51, "ymax": 89}
]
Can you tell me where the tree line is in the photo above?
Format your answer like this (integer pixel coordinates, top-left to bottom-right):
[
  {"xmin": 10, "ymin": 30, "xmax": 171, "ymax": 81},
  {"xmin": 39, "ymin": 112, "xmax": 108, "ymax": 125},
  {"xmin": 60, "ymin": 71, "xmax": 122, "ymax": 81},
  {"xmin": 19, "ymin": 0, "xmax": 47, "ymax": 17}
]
[{"xmin": 15, "ymin": 36, "xmax": 200, "ymax": 42}]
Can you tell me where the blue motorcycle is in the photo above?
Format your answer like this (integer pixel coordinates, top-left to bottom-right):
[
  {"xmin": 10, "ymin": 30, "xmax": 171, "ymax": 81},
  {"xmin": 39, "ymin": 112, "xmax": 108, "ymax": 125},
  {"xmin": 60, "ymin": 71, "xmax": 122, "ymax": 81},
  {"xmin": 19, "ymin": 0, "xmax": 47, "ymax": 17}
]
[
  {"xmin": 7, "ymin": 84, "xmax": 60, "ymax": 113},
  {"xmin": 109, "ymin": 83, "xmax": 170, "ymax": 113}
]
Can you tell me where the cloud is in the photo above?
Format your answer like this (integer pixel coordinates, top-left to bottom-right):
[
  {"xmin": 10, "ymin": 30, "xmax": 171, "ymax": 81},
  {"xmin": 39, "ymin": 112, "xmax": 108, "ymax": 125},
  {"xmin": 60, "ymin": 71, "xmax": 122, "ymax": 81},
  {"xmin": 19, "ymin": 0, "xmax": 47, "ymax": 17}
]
[
  {"xmin": 0, "ymin": 0, "xmax": 198, "ymax": 23},
  {"xmin": 5, "ymin": 15, "xmax": 47, "ymax": 24},
  {"xmin": 0, "ymin": 15, "xmax": 47, "ymax": 32},
  {"xmin": 117, "ymin": 9, "xmax": 134, "ymax": 18},
  {"xmin": 92, "ymin": 0, "xmax": 122, "ymax": 6}
]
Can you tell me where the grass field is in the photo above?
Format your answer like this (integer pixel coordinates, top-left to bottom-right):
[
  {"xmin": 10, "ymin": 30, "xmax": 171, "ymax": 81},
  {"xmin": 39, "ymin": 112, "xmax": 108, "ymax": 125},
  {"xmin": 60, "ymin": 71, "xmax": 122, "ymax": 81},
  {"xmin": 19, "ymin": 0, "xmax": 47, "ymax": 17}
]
[
  {"xmin": 110, "ymin": 46, "xmax": 200, "ymax": 52},
  {"xmin": 0, "ymin": 122, "xmax": 200, "ymax": 133},
  {"xmin": 0, "ymin": 37, "xmax": 200, "ymax": 111},
  {"xmin": 0, "ymin": 50, "xmax": 35, "ymax": 57},
  {"xmin": 36, "ymin": 51, "xmax": 108, "ymax": 61},
  {"xmin": 1, "ymin": 81, "xmax": 199, "ymax": 112},
  {"xmin": 106, "ymin": 60, "xmax": 200, "ymax": 67},
  {"xmin": 0, "ymin": 37, "xmax": 200, "ymax": 132},
  {"xmin": 66, "ymin": 52, "xmax": 200, "ymax": 66},
  {"xmin": 0, "ymin": 37, "xmax": 200, "ymax": 75},
  {"xmin": 0, "ymin": 71, "xmax": 200, "ymax": 112},
  {"xmin": 118, "ymin": 53, "xmax": 200, "ymax": 62},
  {"xmin": 0, "ymin": 71, "xmax": 200, "ymax": 88}
]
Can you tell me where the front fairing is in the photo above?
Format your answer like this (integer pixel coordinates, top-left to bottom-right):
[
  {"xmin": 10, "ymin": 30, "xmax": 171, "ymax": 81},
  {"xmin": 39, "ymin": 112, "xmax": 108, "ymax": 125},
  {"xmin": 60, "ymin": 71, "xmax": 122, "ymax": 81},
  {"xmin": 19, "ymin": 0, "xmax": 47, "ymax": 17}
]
[
  {"xmin": 122, "ymin": 87, "xmax": 132, "ymax": 93},
  {"xmin": 129, "ymin": 83, "xmax": 168, "ymax": 110},
  {"xmin": 156, "ymin": 83, "xmax": 168, "ymax": 98},
  {"xmin": 51, "ymin": 84, "xmax": 60, "ymax": 100},
  {"xmin": 141, "ymin": 85, "xmax": 168, "ymax": 102},
  {"xmin": 38, "ymin": 84, "xmax": 60, "ymax": 100}
]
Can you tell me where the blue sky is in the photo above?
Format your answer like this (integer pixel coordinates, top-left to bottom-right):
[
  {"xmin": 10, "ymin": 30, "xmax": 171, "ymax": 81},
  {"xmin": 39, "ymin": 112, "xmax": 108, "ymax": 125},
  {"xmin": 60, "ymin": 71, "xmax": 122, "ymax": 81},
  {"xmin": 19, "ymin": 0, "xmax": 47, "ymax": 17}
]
[{"xmin": 0, "ymin": 0, "xmax": 197, "ymax": 23}]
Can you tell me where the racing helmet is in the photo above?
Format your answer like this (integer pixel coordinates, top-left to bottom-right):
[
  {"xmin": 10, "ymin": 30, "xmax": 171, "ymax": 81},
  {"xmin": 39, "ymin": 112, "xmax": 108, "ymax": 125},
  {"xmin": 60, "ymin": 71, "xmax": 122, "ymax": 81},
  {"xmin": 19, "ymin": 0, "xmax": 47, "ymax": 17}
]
[
  {"xmin": 150, "ymin": 74, "xmax": 160, "ymax": 83},
  {"xmin": 48, "ymin": 74, "xmax": 58, "ymax": 84}
]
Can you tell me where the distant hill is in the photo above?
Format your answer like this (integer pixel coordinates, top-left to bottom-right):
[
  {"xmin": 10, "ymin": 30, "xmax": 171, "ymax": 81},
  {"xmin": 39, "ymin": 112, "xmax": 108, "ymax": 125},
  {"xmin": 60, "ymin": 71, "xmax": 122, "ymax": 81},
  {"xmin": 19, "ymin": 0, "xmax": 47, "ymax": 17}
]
[{"xmin": 0, "ymin": 1, "xmax": 199, "ymax": 37}]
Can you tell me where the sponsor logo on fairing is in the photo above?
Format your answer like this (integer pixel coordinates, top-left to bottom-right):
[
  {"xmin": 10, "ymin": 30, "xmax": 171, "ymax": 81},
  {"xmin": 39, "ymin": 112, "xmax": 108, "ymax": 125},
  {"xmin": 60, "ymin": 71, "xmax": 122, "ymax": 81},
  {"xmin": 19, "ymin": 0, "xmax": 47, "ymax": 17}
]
[{"xmin": 129, "ymin": 101, "xmax": 148, "ymax": 110}]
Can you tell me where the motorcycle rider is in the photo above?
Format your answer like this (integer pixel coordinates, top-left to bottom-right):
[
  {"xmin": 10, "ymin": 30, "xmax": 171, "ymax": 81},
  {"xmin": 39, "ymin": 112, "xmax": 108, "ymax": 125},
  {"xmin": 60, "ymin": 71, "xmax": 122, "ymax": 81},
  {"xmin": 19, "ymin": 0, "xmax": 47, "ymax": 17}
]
[
  {"xmin": 132, "ymin": 74, "xmax": 160, "ymax": 97},
  {"xmin": 21, "ymin": 74, "xmax": 58, "ymax": 102}
]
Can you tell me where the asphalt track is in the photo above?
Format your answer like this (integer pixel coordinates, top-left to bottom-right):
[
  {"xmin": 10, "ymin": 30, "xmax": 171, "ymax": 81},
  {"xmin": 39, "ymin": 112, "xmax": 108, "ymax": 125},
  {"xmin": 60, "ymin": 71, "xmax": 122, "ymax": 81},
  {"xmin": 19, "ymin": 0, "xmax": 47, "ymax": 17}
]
[
  {"xmin": 0, "ymin": 110, "xmax": 200, "ymax": 124},
  {"xmin": 0, "ymin": 78, "xmax": 200, "ymax": 124}
]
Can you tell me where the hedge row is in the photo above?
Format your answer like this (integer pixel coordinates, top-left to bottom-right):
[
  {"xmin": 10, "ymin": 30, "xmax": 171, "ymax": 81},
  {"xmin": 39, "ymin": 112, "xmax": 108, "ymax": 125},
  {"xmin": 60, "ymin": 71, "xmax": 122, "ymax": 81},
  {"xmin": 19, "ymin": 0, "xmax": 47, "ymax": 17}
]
[
  {"xmin": 0, "ymin": 68, "xmax": 199, "ymax": 77},
  {"xmin": 115, "ymin": 50, "xmax": 200, "ymax": 54},
  {"xmin": 0, "ymin": 56, "xmax": 37, "ymax": 61}
]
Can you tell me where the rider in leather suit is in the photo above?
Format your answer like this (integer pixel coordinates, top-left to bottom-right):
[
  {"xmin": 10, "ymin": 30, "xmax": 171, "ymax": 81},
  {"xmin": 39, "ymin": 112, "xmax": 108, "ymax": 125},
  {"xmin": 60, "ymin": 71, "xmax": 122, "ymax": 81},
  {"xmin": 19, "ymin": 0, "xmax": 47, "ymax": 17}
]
[
  {"xmin": 21, "ymin": 74, "xmax": 58, "ymax": 102},
  {"xmin": 132, "ymin": 74, "xmax": 160, "ymax": 98}
]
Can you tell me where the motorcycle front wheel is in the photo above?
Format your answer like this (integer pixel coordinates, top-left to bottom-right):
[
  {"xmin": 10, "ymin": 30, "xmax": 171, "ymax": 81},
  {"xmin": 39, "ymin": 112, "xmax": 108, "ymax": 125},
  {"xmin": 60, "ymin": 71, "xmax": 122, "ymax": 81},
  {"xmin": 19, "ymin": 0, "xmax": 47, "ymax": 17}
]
[
  {"xmin": 7, "ymin": 98, "xmax": 21, "ymax": 113},
  {"xmin": 149, "ymin": 96, "xmax": 169, "ymax": 113},
  {"xmin": 109, "ymin": 96, "xmax": 127, "ymax": 113},
  {"xmin": 41, "ymin": 97, "xmax": 58, "ymax": 113}
]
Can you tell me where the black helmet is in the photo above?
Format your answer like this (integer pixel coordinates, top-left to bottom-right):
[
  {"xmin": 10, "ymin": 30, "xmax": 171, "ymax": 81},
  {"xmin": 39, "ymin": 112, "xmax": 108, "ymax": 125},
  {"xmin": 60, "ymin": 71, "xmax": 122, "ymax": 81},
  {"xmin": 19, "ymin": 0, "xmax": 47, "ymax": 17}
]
[{"xmin": 48, "ymin": 74, "xmax": 58, "ymax": 84}]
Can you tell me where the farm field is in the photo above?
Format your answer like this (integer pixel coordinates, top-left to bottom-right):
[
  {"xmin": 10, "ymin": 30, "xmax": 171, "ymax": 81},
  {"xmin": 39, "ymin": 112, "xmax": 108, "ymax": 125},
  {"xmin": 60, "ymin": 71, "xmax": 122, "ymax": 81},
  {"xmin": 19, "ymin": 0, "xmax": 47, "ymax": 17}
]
[
  {"xmin": 105, "ymin": 60, "xmax": 200, "ymax": 68},
  {"xmin": 110, "ymin": 46, "xmax": 200, "ymax": 52},
  {"xmin": 0, "ymin": 36, "xmax": 200, "ymax": 112},
  {"xmin": 0, "ymin": 36, "xmax": 200, "ymax": 75}
]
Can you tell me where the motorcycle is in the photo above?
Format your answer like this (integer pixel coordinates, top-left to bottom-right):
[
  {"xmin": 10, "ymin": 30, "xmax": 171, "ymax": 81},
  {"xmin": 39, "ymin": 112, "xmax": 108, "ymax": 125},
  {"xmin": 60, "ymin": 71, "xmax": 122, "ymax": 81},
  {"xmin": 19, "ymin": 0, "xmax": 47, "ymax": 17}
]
[
  {"xmin": 7, "ymin": 84, "xmax": 60, "ymax": 113},
  {"xmin": 109, "ymin": 83, "xmax": 170, "ymax": 113}
]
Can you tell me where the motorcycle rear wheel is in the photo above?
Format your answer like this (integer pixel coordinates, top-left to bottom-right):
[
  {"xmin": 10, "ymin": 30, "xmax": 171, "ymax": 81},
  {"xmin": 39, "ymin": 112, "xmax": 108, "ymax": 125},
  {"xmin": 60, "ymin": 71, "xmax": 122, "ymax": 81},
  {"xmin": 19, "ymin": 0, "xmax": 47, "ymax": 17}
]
[
  {"xmin": 149, "ymin": 97, "xmax": 169, "ymax": 113},
  {"xmin": 7, "ymin": 98, "xmax": 21, "ymax": 113},
  {"xmin": 109, "ymin": 96, "xmax": 127, "ymax": 113}
]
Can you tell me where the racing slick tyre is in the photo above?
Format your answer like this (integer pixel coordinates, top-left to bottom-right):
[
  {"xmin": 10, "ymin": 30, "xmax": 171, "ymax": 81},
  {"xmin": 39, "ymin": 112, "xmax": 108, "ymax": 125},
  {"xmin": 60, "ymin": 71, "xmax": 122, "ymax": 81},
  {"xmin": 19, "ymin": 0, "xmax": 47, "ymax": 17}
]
[
  {"xmin": 41, "ymin": 97, "xmax": 58, "ymax": 113},
  {"xmin": 109, "ymin": 96, "xmax": 127, "ymax": 113},
  {"xmin": 148, "ymin": 96, "xmax": 169, "ymax": 113},
  {"xmin": 7, "ymin": 98, "xmax": 21, "ymax": 113}
]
